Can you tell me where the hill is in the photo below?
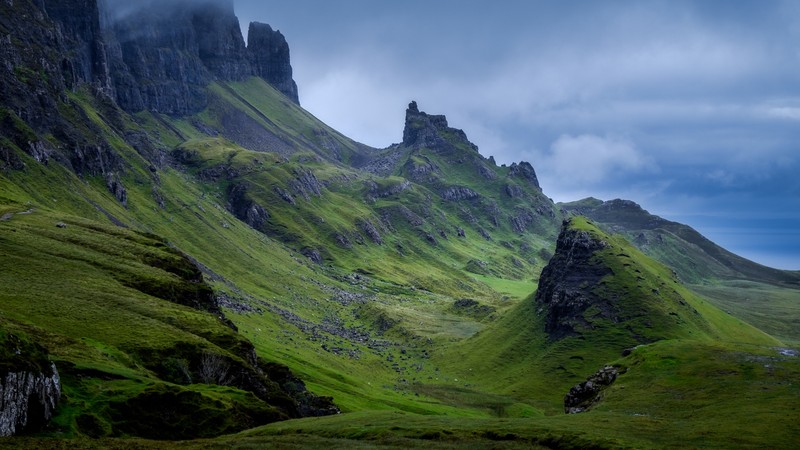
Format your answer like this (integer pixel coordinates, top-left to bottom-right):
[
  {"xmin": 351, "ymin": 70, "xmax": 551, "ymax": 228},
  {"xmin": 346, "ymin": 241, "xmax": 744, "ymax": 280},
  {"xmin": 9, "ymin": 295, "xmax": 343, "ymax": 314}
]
[
  {"xmin": 561, "ymin": 198, "xmax": 800, "ymax": 344},
  {"xmin": 0, "ymin": 0, "xmax": 798, "ymax": 448}
]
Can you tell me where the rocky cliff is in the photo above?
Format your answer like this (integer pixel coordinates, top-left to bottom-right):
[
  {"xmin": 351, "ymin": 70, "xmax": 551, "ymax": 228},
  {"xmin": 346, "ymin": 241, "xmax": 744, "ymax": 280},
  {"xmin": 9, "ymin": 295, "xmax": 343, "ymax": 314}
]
[
  {"xmin": 535, "ymin": 219, "xmax": 613, "ymax": 339},
  {"xmin": 248, "ymin": 22, "xmax": 299, "ymax": 103},
  {"xmin": 403, "ymin": 101, "xmax": 478, "ymax": 153},
  {"xmin": 2, "ymin": 0, "xmax": 300, "ymax": 120},
  {"xmin": 0, "ymin": 331, "xmax": 61, "ymax": 436},
  {"xmin": 535, "ymin": 217, "xmax": 709, "ymax": 344}
]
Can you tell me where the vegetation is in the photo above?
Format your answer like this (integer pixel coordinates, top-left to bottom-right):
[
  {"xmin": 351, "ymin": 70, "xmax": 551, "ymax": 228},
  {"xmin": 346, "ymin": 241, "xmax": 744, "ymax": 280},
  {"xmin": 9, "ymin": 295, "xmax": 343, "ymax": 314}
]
[{"xmin": 0, "ymin": 57, "xmax": 798, "ymax": 448}]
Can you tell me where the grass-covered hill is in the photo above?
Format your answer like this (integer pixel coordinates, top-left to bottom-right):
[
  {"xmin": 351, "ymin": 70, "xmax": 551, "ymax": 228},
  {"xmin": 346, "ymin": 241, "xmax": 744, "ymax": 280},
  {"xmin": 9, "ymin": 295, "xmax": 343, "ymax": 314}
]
[
  {"xmin": 561, "ymin": 198, "xmax": 800, "ymax": 345},
  {"xmin": 1, "ymin": 0, "xmax": 798, "ymax": 448}
]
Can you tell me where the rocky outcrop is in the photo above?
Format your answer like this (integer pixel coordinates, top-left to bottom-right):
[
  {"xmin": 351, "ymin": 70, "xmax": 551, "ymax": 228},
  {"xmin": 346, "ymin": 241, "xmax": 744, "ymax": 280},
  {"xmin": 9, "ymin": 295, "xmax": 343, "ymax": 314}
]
[
  {"xmin": 357, "ymin": 219, "xmax": 383, "ymax": 245},
  {"xmin": 43, "ymin": 0, "xmax": 112, "ymax": 92},
  {"xmin": 0, "ymin": 331, "xmax": 61, "ymax": 436},
  {"xmin": 261, "ymin": 362, "xmax": 339, "ymax": 417},
  {"xmin": 505, "ymin": 184, "xmax": 524, "ymax": 198},
  {"xmin": 402, "ymin": 101, "xmax": 479, "ymax": 154},
  {"xmin": 364, "ymin": 179, "xmax": 411, "ymax": 201},
  {"xmin": 248, "ymin": 22, "xmax": 299, "ymax": 104},
  {"xmin": 564, "ymin": 365, "xmax": 618, "ymax": 414},
  {"xmin": 441, "ymin": 186, "xmax": 480, "ymax": 202},
  {"xmin": 535, "ymin": 220, "xmax": 612, "ymax": 339},
  {"xmin": 290, "ymin": 169, "xmax": 323, "ymax": 200},
  {"xmin": 0, "ymin": 365, "xmax": 61, "ymax": 436},
  {"xmin": 507, "ymin": 161, "xmax": 540, "ymax": 189},
  {"xmin": 228, "ymin": 183, "xmax": 269, "ymax": 229},
  {"xmin": 7, "ymin": 0, "xmax": 301, "ymax": 116}
]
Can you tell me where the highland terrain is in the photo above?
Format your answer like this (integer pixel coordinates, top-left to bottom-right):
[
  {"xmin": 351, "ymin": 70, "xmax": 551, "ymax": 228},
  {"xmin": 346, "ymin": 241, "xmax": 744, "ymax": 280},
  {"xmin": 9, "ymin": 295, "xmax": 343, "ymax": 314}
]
[{"xmin": 0, "ymin": 1, "xmax": 798, "ymax": 448}]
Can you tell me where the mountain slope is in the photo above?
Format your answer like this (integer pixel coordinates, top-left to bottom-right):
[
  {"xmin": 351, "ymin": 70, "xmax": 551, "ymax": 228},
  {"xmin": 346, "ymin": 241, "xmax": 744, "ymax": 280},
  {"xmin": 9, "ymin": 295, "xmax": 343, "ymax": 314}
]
[
  {"xmin": 561, "ymin": 198, "xmax": 800, "ymax": 343},
  {"xmin": 561, "ymin": 198, "xmax": 800, "ymax": 286},
  {"xmin": 1, "ymin": 0, "xmax": 798, "ymax": 448}
]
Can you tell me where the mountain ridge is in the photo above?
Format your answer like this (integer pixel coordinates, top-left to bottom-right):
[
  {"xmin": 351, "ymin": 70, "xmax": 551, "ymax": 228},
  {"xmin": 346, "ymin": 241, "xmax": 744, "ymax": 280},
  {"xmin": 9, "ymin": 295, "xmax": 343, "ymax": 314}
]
[{"xmin": 1, "ymin": 1, "xmax": 798, "ymax": 447}]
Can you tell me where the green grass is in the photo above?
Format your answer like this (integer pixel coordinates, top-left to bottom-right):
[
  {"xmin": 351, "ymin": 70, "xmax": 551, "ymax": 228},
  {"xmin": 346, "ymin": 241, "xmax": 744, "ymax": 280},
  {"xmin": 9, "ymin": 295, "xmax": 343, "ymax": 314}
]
[{"xmin": 1, "ymin": 68, "xmax": 798, "ymax": 449}]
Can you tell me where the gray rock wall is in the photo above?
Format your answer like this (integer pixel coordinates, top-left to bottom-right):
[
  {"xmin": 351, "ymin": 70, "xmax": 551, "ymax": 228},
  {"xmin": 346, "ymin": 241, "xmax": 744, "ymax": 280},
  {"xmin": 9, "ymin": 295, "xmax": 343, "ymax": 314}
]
[{"xmin": 0, "ymin": 364, "xmax": 61, "ymax": 436}]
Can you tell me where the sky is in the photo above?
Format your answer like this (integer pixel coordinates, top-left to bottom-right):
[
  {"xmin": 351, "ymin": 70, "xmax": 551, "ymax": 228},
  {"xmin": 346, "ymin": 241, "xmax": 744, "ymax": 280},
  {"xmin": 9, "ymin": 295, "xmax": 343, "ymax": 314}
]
[{"xmin": 233, "ymin": 0, "xmax": 800, "ymax": 270}]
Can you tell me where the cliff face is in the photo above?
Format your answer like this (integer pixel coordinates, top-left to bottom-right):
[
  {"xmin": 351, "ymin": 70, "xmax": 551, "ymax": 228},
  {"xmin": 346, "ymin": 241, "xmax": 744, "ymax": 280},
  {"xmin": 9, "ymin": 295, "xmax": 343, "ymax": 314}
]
[
  {"xmin": 0, "ymin": 331, "xmax": 61, "ymax": 436},
  {"xmin": 107, "ymin": 0, "xmax": 299, "ymax": 114},
  {"xmin": 3, "ymin": 0, "xmax": 300, "ymax": 118},
  {"xmin": 248, "ymin": 22, "xmax": 299, "ymax": 103},
  {"xmin": 402, "ymin": 101, "xmax": 478, "ymax": 153},
  {"xmin": 535, "ymin": 220, "xmax": 612, "ymax": 339},
  {"xmin": 0, "ymin": 366, "xmax": 61, "ymax": 436}
]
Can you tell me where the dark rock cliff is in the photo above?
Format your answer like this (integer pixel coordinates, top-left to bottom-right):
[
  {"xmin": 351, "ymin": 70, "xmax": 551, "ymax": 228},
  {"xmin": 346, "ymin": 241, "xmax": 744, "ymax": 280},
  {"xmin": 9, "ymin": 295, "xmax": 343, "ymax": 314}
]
[
  {"xmin": 0, "ymin": 331, "xmax": 61, "ymax": 436},
  {"xmin": 535, "ymin": 219, "xmax": 612, "ymax": 339},
  {"xmin": 3, "ymin": 0, "xmax": 300, "ymax": 119},
  {"xmin": 248, "ymin": 22, "xmax": 299, "ymax": 103},
  {"xmin": 402, "ymin": 101, "xmax": 478, "ymax": 153}
]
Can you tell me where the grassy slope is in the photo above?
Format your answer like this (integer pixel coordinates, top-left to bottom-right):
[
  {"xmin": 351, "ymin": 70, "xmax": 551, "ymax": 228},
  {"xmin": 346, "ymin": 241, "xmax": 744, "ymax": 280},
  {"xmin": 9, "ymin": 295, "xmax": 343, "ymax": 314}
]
[
  {"xmin": 560, "ymin": 199, "xmax": 800, "ymax": 346},
  {"xmin": 0, "ymin": 77, "xmax": 797, "ymax": 448}
]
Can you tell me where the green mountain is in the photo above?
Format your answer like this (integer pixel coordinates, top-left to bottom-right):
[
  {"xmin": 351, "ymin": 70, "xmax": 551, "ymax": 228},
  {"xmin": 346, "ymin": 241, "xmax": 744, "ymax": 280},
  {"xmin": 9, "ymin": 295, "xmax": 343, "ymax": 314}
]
[
  {"xmin": 561, "ymin": 198, "xmax": 800, "ymax": 344},
  {"xmin": 1, "ymin": 1, "xmax": 798, "ymax": 448}
]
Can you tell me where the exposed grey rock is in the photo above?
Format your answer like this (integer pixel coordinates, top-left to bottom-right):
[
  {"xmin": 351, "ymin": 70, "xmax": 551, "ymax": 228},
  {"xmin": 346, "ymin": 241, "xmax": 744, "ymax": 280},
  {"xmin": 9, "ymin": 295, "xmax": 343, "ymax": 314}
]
[
  {"xmin": 364, "ymin": 179, "xmax": 411, "ymax": 201},
  {"xmin": 509, "ymin": 208, "xmax": 535, "ymax": 233},
  {"xmin": 505, "ymin": 184, "xmax": 524, "ymax": 198},
  {"xmin": 507, "ymin": 161, "xmax": 540, "ymax": 189},
  {"xmin": 228, "ymin": 183, "xmax": 269, "ymax": 229},
  {"xmin": 105, "ymin": 172, "xmax": 128, "ymax": 207},
  {"xmin": 301, "ymin": 248, "xmax": 323, "ymax": 265},
  {"xmin": 248, "ymin": 22, "xmax": 299, "ymax": 104},
  {"xmin": 441, "ymin": 186, "xmax": 480, "ymax": 202},
  {"xmin": 564, "ymin": 365, "xmax": 618, "ymax": 414},
  {"xmin": 403, "ymin": 155, "xmax": 439, "ymax": 182},
  {"xmin": 0, "ymin": 364, "xmax": 61, "ymax": 436},
  {"xmin": 334, "ymin": 233, "xmax": 352, "ymax": 249},
  {"xmin": 358, "ymin": 219, "xmax": 383, "ymax": 245},
  {"xmin": 55, "ymin": 222, "xmax": 67, "ymax": 228},
  {"xmin": 290, "ymin": 169, "xmax": 323, "ymax": 201},
  {"xmin": 402, "ymin": 101, "xmax": 478, "ymax": 154},
  {"xmin": 535, "ymin": 220, "xmax": 612, "ymax": 339},
  {"xmin": 476, "ymin": 163, "xmax": 496, "ymax": 180},
  {"xmin": 274, "ymin": 186, "xmax": 296, "ymax": 205}
]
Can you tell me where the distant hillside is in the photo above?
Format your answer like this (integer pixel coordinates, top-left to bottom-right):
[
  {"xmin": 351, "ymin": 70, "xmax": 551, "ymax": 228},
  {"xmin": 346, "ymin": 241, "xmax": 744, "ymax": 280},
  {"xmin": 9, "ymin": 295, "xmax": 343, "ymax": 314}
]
[
  {"xmin": 1, "ymin": 0, "xmax": 798, "ymax": 447},
  {"xmin": 560, "ymin": 198, "xmax": 800, "ymax": 287}
]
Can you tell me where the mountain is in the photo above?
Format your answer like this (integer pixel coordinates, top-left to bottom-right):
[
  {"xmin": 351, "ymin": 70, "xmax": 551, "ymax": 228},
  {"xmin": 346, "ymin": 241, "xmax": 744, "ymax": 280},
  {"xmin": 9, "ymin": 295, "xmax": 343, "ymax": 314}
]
[
  {"xmin": 561, "ymin": 198, "xmax": 800, "ymax": 344},
  {"xmin": 560, "ymin": 198, "xmax": 800, "ymax": 286},
  {"xmin": 1, "ymin": 1, "xmax": 798, "ymax": 448}
]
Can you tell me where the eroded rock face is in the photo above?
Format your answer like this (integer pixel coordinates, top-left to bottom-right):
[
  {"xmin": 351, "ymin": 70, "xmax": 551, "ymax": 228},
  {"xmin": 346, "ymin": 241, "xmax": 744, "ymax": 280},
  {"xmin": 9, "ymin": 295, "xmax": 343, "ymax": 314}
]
[
  {"xmin": 535, "ymin": 220, "xmax": 612, "ymax": 339},
  {"xmin": 507, "ymin": 161, "xmax": 540, "ymax": 189},
  {"xmin": 0, "ymin": 365, "xmax": 61, "ymax": 436},
  {"xmin": 0, "ymin": 331, "xmax": 61, "ymax": 437},
  {"xmin": 402, "ymin": 101, "xmax": 479, "ymax": 153},
  {"xmin": 228, "ymin": 183, "xmax": 269, "ymax": 230},
  {"xmin": 248, "ymin": 22, "xmax": 299, "ymax": 104},
  {"xmin": 564, "ymin": 365, "xmax": 618, "ymax": 414}
]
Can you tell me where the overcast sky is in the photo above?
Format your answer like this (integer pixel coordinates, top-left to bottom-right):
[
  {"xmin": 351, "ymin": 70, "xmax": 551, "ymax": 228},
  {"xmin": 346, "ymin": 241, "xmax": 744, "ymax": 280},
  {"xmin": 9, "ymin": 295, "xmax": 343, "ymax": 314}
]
[{"xmin": 233, "ymin": 0, "xmax": 800, "ymax": 270}]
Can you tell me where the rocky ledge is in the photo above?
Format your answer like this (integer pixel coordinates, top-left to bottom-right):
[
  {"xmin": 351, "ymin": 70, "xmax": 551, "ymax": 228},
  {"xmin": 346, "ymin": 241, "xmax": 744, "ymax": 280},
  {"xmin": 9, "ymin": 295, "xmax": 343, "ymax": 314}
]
[
  {"xmin": 535, "ymin": 219, "xmax": 612, "ymax": 339},
  {"xmin": 564, "ymin": 365, "xmax": 619, "ymax": 414},
  {"xmin": 0, "ymin": 331, "xmax": 61, "ymax": 436}
]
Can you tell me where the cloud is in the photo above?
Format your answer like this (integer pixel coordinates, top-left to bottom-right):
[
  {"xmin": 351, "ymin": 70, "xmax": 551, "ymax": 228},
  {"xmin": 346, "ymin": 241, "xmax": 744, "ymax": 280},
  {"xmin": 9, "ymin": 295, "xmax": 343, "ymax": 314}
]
[{"xmin": 541, "ymin": 134, "xmax": 655, "ymax": 186}]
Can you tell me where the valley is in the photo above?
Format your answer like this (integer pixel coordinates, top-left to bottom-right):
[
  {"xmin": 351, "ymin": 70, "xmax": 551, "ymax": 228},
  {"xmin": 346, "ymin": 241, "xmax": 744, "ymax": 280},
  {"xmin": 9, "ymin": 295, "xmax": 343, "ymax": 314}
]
[{"xmin": 0, "ymin": 1, "xmax": 798, "ymax": 448}]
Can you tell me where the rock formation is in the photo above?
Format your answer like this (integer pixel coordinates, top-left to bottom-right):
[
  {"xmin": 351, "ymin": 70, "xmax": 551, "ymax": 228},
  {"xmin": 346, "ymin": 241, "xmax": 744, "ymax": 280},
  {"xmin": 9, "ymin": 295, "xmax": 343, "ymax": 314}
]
[
  {"xmin": 507, "ymin": 161, "xmax": 540, "ymax": 189},
  {"xmin": 564, "ymin": 365, "xmax": 618, "ymax": 414},
  {"xmin": 248, "ymin": 22, "xmax": 299, "ymax": 103},
  {"xmin": 0, "ymin": 331, "xmax": 61, "ymax": 436},
  {"xmin": 402, "ymin": 101, "xmax": 478, "ymax": 153},
  {"xmin": 535, "ymin": 219, "xmax": 612, "ymax": 339},
  {"xmin": 5, "ymin": 0, "xmax": 301, "ymax": 117}
]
